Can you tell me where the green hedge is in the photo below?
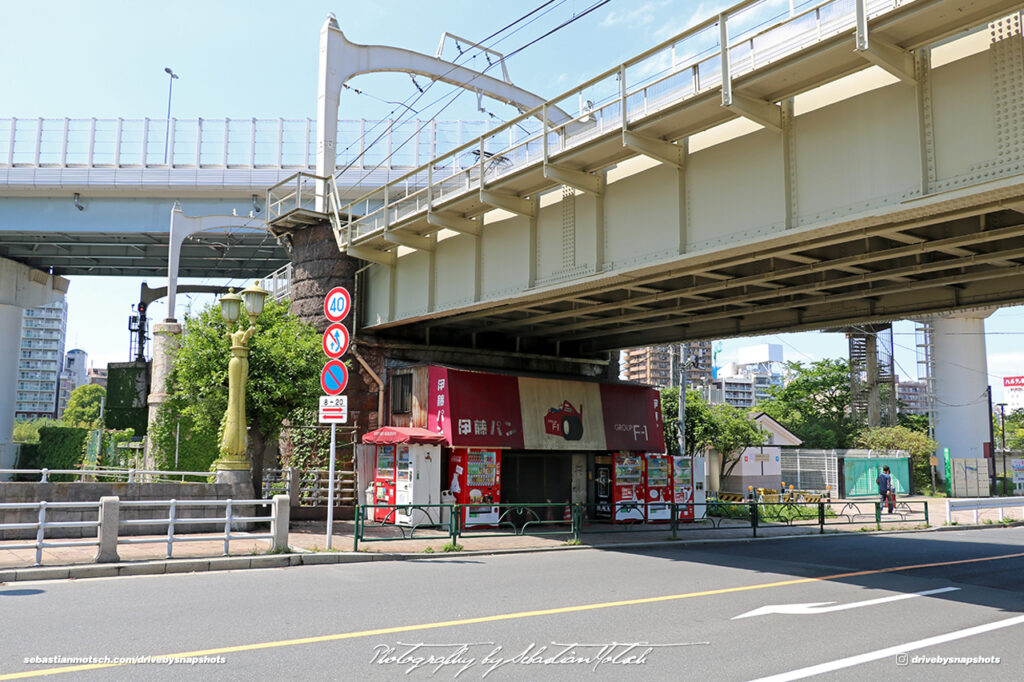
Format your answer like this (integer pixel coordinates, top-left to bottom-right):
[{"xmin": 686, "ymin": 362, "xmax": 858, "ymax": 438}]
[{"xmin": 16, "ymin": 426, "xmax": 89, "ymax": 481}]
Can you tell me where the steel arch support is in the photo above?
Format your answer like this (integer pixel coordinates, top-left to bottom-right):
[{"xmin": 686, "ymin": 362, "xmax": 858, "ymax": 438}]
[
  {"xmin": 167, "ymin": 203, "xmax": 264, "ymax": 321},
  {"xmin": 317, "ymin": 15, "xmax": 571, "ymax": 180}
]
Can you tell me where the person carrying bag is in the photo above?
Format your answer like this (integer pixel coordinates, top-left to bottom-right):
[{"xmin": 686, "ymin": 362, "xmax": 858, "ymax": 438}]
[{"xmin": 876, "ymin": 465, "xmax": 895, "ymax": 513}]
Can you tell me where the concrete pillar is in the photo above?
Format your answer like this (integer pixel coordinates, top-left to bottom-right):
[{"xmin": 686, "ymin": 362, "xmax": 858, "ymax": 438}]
[
  {"xmin": 932, "ymin": 313, "xmax": 992, "ymax": 473},
  {"xmin": 144, "ymin": 320, "xmax": 182, "ymax": 471},
  {"xmin": 0, "ymin": 304, "xmax": 23, "ymax": 474},
  {"xmin": 95, "ymin": 496, "xmax": 121, "ymax": 563},
  {"xmin": 270, "ymin": 494, "xmax": 290, "ymax": 552}
]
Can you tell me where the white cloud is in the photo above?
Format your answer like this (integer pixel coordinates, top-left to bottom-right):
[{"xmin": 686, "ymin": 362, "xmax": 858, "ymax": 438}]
[{"xmin": 601, "ymin": 1, "xmax": 670, "ymax": 28}]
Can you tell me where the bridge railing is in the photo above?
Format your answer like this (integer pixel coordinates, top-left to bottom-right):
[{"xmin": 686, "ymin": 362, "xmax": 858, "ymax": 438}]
[
  {"xmin": 1, "ymin": 117, "xmax": 487, "ymax": 171},
  {"xmin": 337, "ymin": 0, "xmax": 907, "ymax": 245}
]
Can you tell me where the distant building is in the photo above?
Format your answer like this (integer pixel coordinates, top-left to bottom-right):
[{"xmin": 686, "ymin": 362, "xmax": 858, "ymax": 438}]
[
  {"xmin": 57, "ymin": 349, "xmax": 89, "ymax": 418},
  {"xmin": 88, "ymin": 365, "xmax": 108, "ymax": 389},
  {"xmin": 15, "ymin": 301, "xmax": 67, "ymax": 420},
  {"xmin": 896, "ymin": 378, "xmax": 930, "ymax": 416},
  {"xmin": 707, "ymin": 344, "xmax": 784, "ymax": 408},
  {"xmin": 621, "ymin": 342, "xmax": 713, "ymax": 388}
]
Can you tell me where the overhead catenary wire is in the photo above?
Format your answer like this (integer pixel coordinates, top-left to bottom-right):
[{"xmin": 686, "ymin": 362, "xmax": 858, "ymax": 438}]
[
  {"xmin": 332, "ymin": 0, "xmax": 564, "ymax": 168},
  {"xmin": 339, "ymin": 0, "xmax": 610, "ymax": 188}
]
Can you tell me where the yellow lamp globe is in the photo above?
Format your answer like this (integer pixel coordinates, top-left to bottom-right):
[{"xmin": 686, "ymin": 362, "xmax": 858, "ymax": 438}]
[
  {"xmin": 241, "ymin": 282, "xmax": 270, "ymax": 322},
  {"xmin": 219, "ymin": 290, "xmax": 243, "ymax": 325}
]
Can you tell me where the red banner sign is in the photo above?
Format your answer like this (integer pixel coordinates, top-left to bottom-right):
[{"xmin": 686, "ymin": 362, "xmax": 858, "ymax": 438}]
[{"xmin": 426, "ymin": 367, "xmax": 664, "ymax": 452}]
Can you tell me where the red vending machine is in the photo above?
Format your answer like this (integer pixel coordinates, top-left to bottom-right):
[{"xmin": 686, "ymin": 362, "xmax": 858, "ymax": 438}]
[
  {"xmin": 672, "ymin": 455, "xmax": 695, "ymax": 523},
  {"xmin": 373, "ymin": 445, "xmax": 396, "ymax": 522},
  {"xmin": 645, "ymin": 454, "xmax": 673, "ymax": 522},
  {"xmin": 612, "ymin": 452, "xmax": 645, "ymax": 522},
  {"xmin": 447, "ymin": 448, "xmax": 501, "ymax": 527}
]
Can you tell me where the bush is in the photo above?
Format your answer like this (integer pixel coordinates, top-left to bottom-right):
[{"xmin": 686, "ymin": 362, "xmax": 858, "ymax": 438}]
[{"xmin": 17, "ymin": 426, "xmax": 89, "ymax": 481}]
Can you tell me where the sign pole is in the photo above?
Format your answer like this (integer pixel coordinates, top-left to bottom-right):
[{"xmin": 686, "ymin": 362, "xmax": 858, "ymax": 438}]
[{"xmin": 326, "ymin": 422, "xmax": 337, "ymax": 549}]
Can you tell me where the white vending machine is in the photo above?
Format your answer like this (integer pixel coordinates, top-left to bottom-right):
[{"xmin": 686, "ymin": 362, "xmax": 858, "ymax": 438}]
[
  {"xmin": 394, "ymin": 443, "xmax": 442, "ymax": 527},
  {"xmin": 692, "ymin": 454, "xmax": 707, "ymax": 515}
]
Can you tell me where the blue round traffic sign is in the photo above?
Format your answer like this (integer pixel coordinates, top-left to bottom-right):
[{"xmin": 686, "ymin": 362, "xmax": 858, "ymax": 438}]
[
  {"xmin": 324, "ymin": 287, "xmax": 351, "ymax": 322},
  {"xmin": 322, "ymin": 323, "xmax": 350, "ymax": 359},
  {"xmin": 320, "ymin": 360, "xmax": 349, "ymax": 395}
]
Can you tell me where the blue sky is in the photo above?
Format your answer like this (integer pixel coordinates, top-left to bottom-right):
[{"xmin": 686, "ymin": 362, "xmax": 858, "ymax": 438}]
[{"xmin": 3, "ymin": 0, "xmax": 1022, "ymax": 399}]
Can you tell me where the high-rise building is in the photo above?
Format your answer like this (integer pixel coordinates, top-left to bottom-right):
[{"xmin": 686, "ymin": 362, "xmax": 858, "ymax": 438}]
[
  {"xmin": 621, "ymin": 342, "xmax": 713, "ymax": 388},
  {"xmin": 15, "ymin": 301, "xmax": 68, "ymax": 420},
  {"xmin": 707, "ymin": 344, "xmax": 785, "ymax": 408},
  {"xmin": 57, "ymin": 349, "xmax": 89, "ymax": 418}
]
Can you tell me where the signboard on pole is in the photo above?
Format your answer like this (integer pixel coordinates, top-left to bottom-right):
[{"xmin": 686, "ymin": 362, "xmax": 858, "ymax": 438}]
[
  {"xmin": 319, "ymin": 395, "xmax": 348, "ymax": 424},
  {"xmin": 1012, "ymin": 459, "xmax": 1024, "ymax": 486},
  {"xmin": 322, "ymin": 323, "xmax": 350, "ymax": 359},
  {"xmin": 320, "ymin": 360, "xmax": 349, "ymax": 396},
  {"xmin": 324, "ymin": 287, "xmax": 352, "ymax": 322}
]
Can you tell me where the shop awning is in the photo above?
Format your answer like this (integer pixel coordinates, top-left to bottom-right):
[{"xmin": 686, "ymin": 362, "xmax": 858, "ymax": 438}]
[{"xmin": 362, "ymin": 426, "xmax": 448, "ymax": 445}]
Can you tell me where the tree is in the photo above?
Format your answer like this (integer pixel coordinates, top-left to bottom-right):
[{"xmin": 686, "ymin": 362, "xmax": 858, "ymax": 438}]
[
  {"xmin": 897, "ymin": 412, "xmax": 930, "ymax": 434},
  {"xmin": 757, "ymin": 359, "xmax": 857, "ymax": 448},
  {"xmin": 660, "ymin": 387, "xmax": 765, "ymax": 478},
  {"xmin": 62, "ymin": 384, "xmax": 106, "ymax": 429},
  {"xmin": 661, "ymin": 387, "xmax": 715, "ymax": 457},
  {"xmin": 857, "ymin": 425, "xmax": 938, "ymax": 492},
  {"xmin": 12, "ymin": 417, "xmax": 61, "ymax": 443},
  {"xmin": 709, "ymin": 404, "xmax": 767, "ymax": 479},
  {"xmin": 150, "ymin": 298, "xmax": 323, "ymax": 491}
]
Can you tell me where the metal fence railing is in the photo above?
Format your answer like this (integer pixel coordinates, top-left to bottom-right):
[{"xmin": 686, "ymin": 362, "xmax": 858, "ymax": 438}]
[
  {"xmin": 118, "ymin": 499, "xmax": 274, "ymax": 559},
  {"xmin": 352, "ymin": 498, "xmax": 931, "ymax": 550},
  {"xmin": 261, "ymin": 468, "xmax": 355, "ymax": 506},
  {"xmin": 0, "ymin": 501, "xmax": 101, "ymax": 567},
  {"xmin": 0, "ymin": 468, "xmax": 224, "ymax": 484},
  {"xmin": 0, "ymin": 117, "xmax": 487, "ymax": 170}
]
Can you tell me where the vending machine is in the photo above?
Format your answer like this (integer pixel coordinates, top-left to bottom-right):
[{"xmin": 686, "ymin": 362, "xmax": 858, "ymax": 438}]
[
  {"xmin": 373, "ymin": 445, "xmax": 396, "ymax": 522},
  {"xmin": 672, "ymin": 455, "xmax": 695, "ymax": 523},
  {"xmin": 447, "ymin": 448, "xmax": 501, "ymax": 527},
  {"xmin": 394, "ymin": 443, "xmax": 442, "ymax": 527},
  {"xmin": 693, "ymin": 454, "xmax": 707, "ymax": 515},
  {"xmin": 611, "ymin": 452, "xmax": 645, "ymax": 522},
  {"xmin": 645, "ymin": 454, "xmax": 673, "ymax": 522}
]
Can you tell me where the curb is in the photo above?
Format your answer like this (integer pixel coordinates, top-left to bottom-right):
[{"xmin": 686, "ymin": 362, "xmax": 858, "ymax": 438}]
[{"xmin": 0, "ymin": 551, "xmax": 405, "ymax": 584}]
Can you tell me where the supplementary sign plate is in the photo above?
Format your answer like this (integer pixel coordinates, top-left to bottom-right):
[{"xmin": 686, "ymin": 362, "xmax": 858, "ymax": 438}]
[{"xmin": 319, "ymin": 395, "xmax": 348, "ymax": 423}]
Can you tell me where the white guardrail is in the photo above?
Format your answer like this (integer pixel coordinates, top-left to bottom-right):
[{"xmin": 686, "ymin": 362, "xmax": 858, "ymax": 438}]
[
  {"xmin": 946, "ymin": 497, "xmax": 1024, "ymax": 524},
  {"xmin": 1, "ymin": 117, "xmax": 487, "ymax": 170},
  {"xmin": 0, "ymin": 468, "xmax": 225, "ymax": 483},
  {"xmin": 0, "ymin": 496, "xmax": 290, "ymax": 567},
  {"xmin": 338, "ymin": 0, "xmax": 908, "ymax": 243}
]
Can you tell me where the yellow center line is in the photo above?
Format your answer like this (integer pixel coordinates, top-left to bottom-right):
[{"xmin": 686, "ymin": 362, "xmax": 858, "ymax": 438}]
[{"xmin": 5, "ymin": 550, "xmax": 1024, "ymax": 680}]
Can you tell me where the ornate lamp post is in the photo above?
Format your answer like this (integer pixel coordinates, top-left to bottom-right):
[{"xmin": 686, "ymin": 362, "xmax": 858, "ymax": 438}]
[{"xmin": 214, "ymin": 283, "xmax": 269, "ymax": 479}]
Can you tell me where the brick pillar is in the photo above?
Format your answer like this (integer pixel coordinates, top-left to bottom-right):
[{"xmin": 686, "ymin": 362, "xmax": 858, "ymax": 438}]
[{"xmin": 287, "ymin": 223, "xmax": 382, "ymax": 439}]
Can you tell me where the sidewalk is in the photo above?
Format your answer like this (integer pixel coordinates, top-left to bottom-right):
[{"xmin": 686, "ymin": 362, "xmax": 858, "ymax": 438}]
[{"xmin": 1, "ymin": 496, "xmax": 1020, "ymax": 578}]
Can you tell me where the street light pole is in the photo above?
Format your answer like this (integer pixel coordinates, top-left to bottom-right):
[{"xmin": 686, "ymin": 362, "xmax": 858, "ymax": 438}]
[
  {"xmin": 163, "ymin": 67, "xmax": 179, "ymax": 164},
  {"xmin": 214, "ymin": 283, "xmax": 269, "ymax": 490},
  {"xmin": 998, "ymin": 402, "xmax": 1007, "ymax": 495}
]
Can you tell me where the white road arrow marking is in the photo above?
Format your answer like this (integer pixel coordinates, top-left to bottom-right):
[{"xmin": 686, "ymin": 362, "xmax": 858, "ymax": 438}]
[{"xmin": 731, "ymin": 586, "xmax": 960, "ymax": 620}]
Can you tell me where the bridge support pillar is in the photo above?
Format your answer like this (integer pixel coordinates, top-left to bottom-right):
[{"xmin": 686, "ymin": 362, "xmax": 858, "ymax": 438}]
[
  {"xmin": 0, "ymin": 304, "xmax": 23, "ymax": 473},
  {"xmin": 931, "ymin": 311, "xmax": 993, "ymax": 476},
  {"xmin": 287, "ymin": 222, "xmax": 380, "ymax": 438},
  {"xmin": 145, "ymin": 320, "xmax": 182, "ymax": 471}
]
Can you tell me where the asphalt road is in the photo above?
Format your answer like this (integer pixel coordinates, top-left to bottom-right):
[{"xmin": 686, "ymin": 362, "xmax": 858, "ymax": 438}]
[{"xmin": 3, "ymin": 528, "xmax": 1024, "ymax": 681}]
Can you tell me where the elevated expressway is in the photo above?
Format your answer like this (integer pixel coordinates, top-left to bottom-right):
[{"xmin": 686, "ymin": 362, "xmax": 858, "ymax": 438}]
[
  {"xmin": 292, "ymin": 0, "xmax": 1024, "ymax": 360},
  {"xmin": 0, "ymin": 116, "xmax": 485, "ymax": 278}
]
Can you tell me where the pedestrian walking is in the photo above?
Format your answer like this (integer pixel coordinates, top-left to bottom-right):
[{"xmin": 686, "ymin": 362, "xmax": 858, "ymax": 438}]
[{"xmin": 876, "ymin": 465, "xmax": 895, "ymax": 513}]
